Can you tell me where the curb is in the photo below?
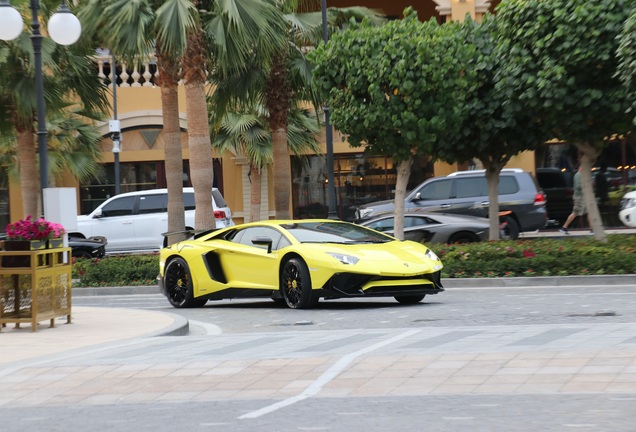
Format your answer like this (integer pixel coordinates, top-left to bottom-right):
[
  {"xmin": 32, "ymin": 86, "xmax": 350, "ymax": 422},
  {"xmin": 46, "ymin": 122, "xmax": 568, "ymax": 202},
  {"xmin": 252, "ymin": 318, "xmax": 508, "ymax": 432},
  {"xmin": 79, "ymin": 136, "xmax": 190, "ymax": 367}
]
[
  {"xmin": 71, "ymin": 274, "xmax": 636, "ymax": 297},
  {"xmin": 72, "ymin": 285, "xmax": 161, "ymax": 296},
  {"xmin": 143, "ymin": 311, "xmax": 190, "ymax": 337},
  {"xmin": 443, "ymin": 274, "xmax": 636, "ymax": 288}
]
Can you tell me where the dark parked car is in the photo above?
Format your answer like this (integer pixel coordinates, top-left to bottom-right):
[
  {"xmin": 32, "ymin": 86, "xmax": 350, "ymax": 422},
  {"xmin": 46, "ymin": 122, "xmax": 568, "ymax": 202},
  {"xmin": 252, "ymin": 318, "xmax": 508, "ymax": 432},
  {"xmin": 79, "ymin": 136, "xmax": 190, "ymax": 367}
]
[
  {"xmin": 535, "ymin": 167, "xmax": 574, "ymax": 226},
  {"xmin": 354, "ymin": 169, "xmax": 547, "ymax": 239},
  {"xmin": 536, "ymin": 167, "xmax": 626, "ymax": 226},
  {"xmin": 68, "ymin": 236, "xmax": 107, "ymax": 259}
]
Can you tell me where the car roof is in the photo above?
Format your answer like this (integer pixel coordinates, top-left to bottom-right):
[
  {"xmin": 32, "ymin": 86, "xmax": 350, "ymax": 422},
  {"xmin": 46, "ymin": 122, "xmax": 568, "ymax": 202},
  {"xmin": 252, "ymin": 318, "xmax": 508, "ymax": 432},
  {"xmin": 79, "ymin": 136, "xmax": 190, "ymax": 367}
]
[{"xmin": 447, "ymin": 168, "xmax": 524, "ymax": 177}]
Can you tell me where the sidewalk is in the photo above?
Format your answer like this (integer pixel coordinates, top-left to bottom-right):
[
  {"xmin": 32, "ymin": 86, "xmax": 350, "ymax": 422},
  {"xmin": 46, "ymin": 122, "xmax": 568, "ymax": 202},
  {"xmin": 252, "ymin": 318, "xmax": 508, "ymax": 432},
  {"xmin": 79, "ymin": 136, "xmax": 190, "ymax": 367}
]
[{"xmin": 0, "ymin": 307, "xmax": 188, "ymax": 365}]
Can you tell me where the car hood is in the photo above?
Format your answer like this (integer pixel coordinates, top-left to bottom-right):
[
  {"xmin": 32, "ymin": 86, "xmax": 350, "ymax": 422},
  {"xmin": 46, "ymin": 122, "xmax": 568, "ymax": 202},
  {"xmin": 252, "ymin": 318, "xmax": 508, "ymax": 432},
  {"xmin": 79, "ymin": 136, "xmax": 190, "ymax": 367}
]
[
  {"xmin": 77, "ymin": 215, "xmax": 93, "ymax": 222},
  {"xmin": 304, "ymin": 240, "xmax": 440, "ymax": 265}
]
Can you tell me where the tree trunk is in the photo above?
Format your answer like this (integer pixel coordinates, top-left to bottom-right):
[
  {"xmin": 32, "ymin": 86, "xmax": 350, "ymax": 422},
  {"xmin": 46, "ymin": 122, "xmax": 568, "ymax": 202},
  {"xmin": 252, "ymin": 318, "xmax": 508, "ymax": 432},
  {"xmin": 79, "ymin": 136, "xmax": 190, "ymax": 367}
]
[
  {"xmin": 156, "ymin": 47, "xmax": 186, "ymax": 245},
  {"xmin": 17, "ymin": 128, "xmax": 39, "ymax": 218},
  {"xmin": 271, "ymin": 127, "xmax": 291, "ymax": 219},
  {"xmin": 182, "ymin": 30, "xmax": 215, "ymax": 231},
  {"xmin": 482, "ymin": 161, "xmax": 506, "ymax": 241},
  {"xmin": 577, "ymin": 142, "xmax": 606, "ymax": 242},
  {"xmin": 249, "ymin": 164, "xmax": 262, "ymax": 222},
  {"xmin": 393, "ymin": 158, "xmax": 413, "ymax": 241},
  {"xmin": 266, "ymin": 53, "xmax": 292, "ymax": 220}
]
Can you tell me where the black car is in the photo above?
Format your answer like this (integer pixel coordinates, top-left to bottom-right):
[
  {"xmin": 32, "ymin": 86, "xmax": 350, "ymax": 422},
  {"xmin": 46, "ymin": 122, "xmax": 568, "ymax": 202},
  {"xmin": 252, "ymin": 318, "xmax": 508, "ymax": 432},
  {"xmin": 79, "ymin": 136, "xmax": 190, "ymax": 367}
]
[
  {"xmin": 68, "ymin": 236, "xmax": 107, "ymax": 259},
  {"xmin": 0, "ymin": 233, "xmax": 107, "ymax": 259},
  {"xmin": 535, "ymin": 167, "xmax": 574, "ymax": 226}
]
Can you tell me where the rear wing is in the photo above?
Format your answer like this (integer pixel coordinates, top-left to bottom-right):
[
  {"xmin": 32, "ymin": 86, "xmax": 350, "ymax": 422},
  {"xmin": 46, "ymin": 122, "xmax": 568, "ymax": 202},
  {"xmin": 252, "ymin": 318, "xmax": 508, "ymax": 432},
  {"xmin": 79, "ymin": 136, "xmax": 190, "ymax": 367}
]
[{"xmin": 161, "ymin": 228, "xmax": 217, "ymax": 247}]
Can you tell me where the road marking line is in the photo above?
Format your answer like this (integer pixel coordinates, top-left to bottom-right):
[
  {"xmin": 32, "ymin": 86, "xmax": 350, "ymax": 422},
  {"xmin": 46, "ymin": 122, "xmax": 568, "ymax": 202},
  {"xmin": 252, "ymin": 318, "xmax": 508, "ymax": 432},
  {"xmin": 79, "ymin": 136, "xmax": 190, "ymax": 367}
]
[{"xmin": 238, "ymin": 329, "xmax": 421, "ymax": 420}]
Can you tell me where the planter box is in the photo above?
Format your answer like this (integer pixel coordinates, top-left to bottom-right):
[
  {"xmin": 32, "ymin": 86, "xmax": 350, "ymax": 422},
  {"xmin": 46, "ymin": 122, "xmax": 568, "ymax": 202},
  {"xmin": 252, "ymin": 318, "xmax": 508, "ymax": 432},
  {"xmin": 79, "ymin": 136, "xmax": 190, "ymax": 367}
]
[
  {"xmin": 48, "ymin": 238, "xmax": 64, "ymax": 249},
  {"xmin": 0, "ymin": 248, "xmax": 72, "ymax": 332},
  {"xmin": 3, "ymin": 240, "xmax": 47, "ymax": 251}
]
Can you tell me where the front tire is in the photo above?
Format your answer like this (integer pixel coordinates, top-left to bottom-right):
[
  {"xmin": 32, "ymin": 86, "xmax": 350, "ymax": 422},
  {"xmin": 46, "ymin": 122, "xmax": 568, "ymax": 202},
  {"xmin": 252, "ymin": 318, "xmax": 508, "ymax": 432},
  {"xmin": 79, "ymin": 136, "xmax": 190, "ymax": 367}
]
[
  {"xmin": 395, "ymin": 294, "xmax": 425, "ymax": 305},
  {"xmin": 164, "ymin": 257, "xmax": 207, "ymax": 308},
  {"xmin": 280, "ymin": 258, "xmax": 318, "ymax": 309}
]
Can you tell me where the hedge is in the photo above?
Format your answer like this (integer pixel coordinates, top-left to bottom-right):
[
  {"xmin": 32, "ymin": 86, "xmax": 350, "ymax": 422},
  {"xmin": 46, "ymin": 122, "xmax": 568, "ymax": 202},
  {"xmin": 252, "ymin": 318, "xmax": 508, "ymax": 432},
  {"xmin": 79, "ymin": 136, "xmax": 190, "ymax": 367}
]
[{"xmin": 71, "ymin": 235, "xmax": 636, "ymax": 287}]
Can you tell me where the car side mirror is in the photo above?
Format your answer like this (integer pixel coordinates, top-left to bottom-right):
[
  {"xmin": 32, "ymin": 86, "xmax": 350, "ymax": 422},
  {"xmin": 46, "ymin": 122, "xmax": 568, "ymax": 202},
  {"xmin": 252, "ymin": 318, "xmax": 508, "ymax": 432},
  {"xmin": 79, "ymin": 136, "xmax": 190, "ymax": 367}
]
[
  {"xmin": 93, "ymin": 208, "xmax": 103, "ymax": 219},
  {"xmin": 412, "ymin": 192, "xmax": 421, "ymax": 201},
  {"xmin": 252, "ymin": 236, "xmax": 273, "ymax": 253}
]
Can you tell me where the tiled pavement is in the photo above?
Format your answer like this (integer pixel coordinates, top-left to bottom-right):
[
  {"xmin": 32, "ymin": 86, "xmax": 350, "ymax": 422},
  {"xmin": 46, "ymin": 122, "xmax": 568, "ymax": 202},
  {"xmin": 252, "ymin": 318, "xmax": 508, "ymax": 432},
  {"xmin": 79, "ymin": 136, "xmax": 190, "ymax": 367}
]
[{"xmin": 2, "ymin": 306, "xmax": 636, "ymax": 411}]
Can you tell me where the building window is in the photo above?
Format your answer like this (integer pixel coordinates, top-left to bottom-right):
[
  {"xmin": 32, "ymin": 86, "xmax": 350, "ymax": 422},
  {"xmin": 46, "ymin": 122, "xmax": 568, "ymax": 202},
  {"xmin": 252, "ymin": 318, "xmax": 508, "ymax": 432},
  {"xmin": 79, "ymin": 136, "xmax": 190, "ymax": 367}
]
[{"xmin": 291, "ymin": 154, "xmax": 433, "ymax": 220}]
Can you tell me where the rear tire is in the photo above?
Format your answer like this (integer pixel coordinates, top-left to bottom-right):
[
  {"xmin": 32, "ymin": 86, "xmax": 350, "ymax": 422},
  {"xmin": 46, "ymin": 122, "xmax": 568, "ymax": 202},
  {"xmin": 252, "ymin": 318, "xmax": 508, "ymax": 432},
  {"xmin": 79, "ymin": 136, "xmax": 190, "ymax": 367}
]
[
  {"xmin": 448, "ymin": 232, "xmax": 479, "ymax": 244},
  {"xmin": 164, "ymin": 257, "xmax": 207, "ymax": 308},
  {"xmin": 395, "ymin": 294, "xmax": 425, "ymax": 305},
  {"xmin": 72, "ymin": 250, "xmax": 92, "ymax": 260},
  {"xmin": 280, "ymin": 258, "xmax": 318, "ymax": 309},
  {"xmin": 502, "ymin": 216, "xmax": 520, "ymax": 240}
]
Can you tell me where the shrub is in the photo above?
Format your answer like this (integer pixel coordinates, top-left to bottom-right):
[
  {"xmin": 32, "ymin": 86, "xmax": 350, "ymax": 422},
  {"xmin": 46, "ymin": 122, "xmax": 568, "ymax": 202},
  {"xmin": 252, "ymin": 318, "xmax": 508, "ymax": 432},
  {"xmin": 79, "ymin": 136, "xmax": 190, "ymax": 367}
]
[
  {"xmin": 72, "ymin": 254, "xmax": 158, "ymax": 287},
  {"xmin": 433, "ymin": 235, "xmax": 636, "ymax": 278}
]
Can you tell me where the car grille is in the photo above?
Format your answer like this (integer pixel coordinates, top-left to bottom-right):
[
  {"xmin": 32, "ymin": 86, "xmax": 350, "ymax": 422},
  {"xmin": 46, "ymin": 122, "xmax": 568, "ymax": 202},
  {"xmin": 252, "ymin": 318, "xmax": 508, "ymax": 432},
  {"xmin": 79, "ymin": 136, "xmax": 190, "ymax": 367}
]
[{"xmin": 322, "ymin": 271, "xmax": 443, "ymax": 297}]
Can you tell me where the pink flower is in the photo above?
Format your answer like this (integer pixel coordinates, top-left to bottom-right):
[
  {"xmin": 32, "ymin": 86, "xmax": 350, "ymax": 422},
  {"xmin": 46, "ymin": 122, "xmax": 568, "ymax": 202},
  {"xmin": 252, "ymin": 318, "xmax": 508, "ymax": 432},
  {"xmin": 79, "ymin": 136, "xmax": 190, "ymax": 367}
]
[{"xmin": 5, "ymin": 215, "xmax": 66, "ymax": 241}]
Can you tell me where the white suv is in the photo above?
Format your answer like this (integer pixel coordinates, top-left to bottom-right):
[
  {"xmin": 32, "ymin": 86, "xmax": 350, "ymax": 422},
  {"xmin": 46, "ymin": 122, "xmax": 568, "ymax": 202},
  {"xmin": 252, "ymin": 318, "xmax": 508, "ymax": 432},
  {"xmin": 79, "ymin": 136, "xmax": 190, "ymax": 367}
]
[{"xmin": 72, "ymin": 188, "xmax": 234, "ymax": 253}]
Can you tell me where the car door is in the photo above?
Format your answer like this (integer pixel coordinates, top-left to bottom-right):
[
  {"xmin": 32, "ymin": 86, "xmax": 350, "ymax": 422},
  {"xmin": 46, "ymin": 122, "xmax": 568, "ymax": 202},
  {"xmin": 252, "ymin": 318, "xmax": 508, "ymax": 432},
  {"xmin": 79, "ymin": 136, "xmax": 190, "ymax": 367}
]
[
  {"xmin": 366, "ymin": 215, "xmax": 437, "ymax": 243},
  {"xmin": 132, "ymin": 193, "xmax": 168, "ymax": 250},
  {"xmin": 410, "ymin": 178, "xmax": 454, "ymax": 212},
  {"xmin": 452, "ymin": 177, "xmax": 489, "ymax": 218},
  {"xmin": 220, "ymin": 226, "xmax": 286, "ymax": 289},
  {"xmin": 93, "ymin": 196, "xmax": 137, "ymax": 251}
]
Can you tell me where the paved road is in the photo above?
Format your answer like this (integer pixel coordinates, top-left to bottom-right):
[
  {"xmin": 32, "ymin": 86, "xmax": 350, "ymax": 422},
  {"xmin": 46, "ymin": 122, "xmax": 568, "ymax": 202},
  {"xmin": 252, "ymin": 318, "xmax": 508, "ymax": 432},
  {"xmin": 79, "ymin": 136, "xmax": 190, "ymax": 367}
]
[{"xmin": 2, "ymin": 280, "xmax": 636, "ymax": 431}]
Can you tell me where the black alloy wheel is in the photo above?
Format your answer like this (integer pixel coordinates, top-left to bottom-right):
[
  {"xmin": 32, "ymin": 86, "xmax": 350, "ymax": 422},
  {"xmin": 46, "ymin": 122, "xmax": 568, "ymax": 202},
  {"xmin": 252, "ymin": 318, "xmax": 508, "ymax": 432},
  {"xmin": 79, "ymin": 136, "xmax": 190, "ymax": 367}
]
[
  {"xmin": 164, "ymin": 257, "xmax": 207, "ymax": 308},
  {"xmin": 280, "ymin": 257, "xmax": 318, "ymax": 309}
]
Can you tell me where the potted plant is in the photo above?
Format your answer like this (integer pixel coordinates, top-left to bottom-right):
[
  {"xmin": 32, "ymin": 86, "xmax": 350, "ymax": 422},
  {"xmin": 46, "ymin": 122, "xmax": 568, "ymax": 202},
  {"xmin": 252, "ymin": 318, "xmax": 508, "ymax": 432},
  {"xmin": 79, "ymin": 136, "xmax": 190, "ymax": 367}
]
[{"xmin": 3, "ymin": 216, "xmax": 66, "ymax": 251}]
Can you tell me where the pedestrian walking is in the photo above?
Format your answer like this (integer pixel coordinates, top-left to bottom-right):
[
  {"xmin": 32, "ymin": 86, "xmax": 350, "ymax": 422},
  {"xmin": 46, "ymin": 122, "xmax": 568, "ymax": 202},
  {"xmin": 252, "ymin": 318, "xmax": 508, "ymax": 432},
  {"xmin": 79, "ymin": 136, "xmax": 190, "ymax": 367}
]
[{"xmin": 560, "ymin": 166, "xmax": 587, "ymax": 234}]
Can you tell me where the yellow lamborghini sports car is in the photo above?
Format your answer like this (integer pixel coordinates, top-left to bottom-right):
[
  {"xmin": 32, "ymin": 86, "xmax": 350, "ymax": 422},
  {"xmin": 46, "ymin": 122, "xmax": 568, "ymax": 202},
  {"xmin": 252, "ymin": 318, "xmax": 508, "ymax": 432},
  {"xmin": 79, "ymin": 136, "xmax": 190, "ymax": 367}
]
[{"xmin": 158, "ymin": 219, "xmax": 444, "ymax": 309}]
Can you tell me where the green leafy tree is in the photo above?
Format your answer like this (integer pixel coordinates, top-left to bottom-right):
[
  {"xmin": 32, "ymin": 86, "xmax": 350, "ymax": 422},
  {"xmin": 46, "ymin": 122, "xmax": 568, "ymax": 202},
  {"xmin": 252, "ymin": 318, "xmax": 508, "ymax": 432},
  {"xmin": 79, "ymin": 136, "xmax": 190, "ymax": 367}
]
[
  {"xmin": 212, "ymin": 105, "xmax": 321, "ymax": 222},
  {"xmin": 252, "ymin": 1, "xmax": 382, "ymax": 220},
  {"xmin": 310, "ymin": 8, "xmax": 476, "ymax": 239},
  {"xmin": 0, "ymin": 0, "xmax": 109, "ymax": 218},
  {"xmin": 495, "ymin": 0, "xmax": 635, "ymax": 242},
  {"xmin": 435, "ymin": 16, "xmax": 550, "ymax": 240},
  {"xmin": 617, "ymin": 7, "xmax": 636, "ymax": 159}
]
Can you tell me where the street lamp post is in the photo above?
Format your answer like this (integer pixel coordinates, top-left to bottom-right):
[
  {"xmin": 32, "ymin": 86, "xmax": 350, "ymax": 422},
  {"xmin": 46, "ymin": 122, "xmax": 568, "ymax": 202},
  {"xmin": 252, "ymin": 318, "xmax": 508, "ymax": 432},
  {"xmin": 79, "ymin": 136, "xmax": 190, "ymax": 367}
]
[
  {"xmin": 0, "ymin": 0, "xmax": 82, "ymax": 210},
  {"xmin": 110, "ymin": 54, "xmax": 121, "ymax": 195},
  {"xmin": 321, "ymin": 0, "xmax": 338, "ymax": 220}
]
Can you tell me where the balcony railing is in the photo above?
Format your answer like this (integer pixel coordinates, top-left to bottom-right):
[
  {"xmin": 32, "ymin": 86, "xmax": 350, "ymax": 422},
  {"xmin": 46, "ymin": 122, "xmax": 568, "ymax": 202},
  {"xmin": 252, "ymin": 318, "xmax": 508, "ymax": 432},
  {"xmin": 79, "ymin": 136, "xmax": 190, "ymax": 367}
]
[{"xmin": 95, "ymin": 54, "xmax": 158, "ymax": 87}]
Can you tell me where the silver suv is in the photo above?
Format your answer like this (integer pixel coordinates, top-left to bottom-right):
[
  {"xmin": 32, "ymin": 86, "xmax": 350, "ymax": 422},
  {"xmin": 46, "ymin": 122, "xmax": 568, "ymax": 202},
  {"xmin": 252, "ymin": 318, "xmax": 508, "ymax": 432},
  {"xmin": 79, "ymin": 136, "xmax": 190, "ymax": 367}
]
[
  {"xmin": 354, "ymin": 169, "xmax": 547, "ymax": 239},
  {"xmin": 72, "ymin": 187, "xmax": 234, "ymax": 253}
]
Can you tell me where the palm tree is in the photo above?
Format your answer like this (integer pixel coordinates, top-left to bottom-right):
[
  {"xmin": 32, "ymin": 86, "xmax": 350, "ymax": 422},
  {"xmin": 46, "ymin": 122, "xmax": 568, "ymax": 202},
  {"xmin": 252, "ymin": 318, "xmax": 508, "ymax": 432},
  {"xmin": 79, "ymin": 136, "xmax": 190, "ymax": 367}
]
[
  {"xmin": 212, "ymin": 105, "xmax": 322, "ymax": 222},
  {"xmin": 78, "ymin": 0, "xmax": 284, "ymax": 235},
  {"xmin": 260, "ymin": 2, "xmax": 383, "ymax": 219},
  {"xmin": 78, "ymin": 0, "xmax": 196, "ymax": 244},
  {"xmin": 180, "ymin": 0, "xmax": 284, "ymax": 230},
  {"xmin": 0, "ymin": 1, "xmax": 109, "ymax": 218}
]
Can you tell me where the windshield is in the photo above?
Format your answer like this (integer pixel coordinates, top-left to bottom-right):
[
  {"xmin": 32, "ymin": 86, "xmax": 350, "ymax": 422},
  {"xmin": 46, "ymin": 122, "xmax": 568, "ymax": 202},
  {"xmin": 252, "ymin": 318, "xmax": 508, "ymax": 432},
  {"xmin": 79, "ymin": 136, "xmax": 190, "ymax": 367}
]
[{"xmin": 282, "ymin": 221, "xmax": 394, "ymax": 244}]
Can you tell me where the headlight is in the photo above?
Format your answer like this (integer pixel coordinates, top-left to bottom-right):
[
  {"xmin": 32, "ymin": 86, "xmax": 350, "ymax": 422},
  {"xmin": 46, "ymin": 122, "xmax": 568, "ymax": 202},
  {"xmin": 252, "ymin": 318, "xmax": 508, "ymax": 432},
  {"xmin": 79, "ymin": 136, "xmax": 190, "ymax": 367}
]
[
  {"xmin": 357, "ymin": 208, "xmax": 374, "ymax": 220},
  {"xmin": 326, "ymin": 252, "xmax": 359, "ymax": 265},
  {"xmin": 425, "ymin": 249, "xmax": 440, "ymax": 261},
  {"xmin": 621, "ymin": 197, "xmax": 636, "ymax": 210}
]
